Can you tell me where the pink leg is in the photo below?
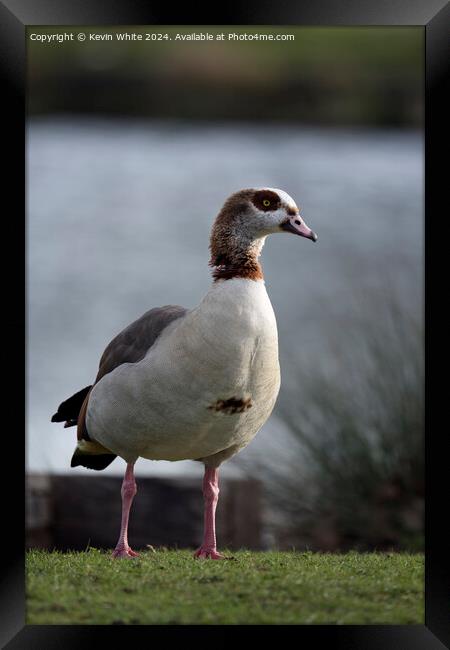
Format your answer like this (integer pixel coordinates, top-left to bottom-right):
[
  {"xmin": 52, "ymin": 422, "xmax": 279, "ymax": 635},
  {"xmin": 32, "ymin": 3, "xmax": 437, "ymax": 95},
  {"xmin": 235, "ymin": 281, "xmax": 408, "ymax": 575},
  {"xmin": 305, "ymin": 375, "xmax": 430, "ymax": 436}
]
[
  {"xmin": 112, "ymin": 463, "xmax": 139, "ymax": 558},
  {"xmin": 194, "ymin": 467, "xmax": 225, "ymax": 559}
]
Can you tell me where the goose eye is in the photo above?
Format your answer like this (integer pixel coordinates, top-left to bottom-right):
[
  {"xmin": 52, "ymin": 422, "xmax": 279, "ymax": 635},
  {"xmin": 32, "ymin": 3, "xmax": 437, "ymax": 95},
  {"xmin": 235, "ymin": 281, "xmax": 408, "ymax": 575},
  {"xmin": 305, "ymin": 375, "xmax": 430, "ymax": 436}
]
[{"xmin": 263, "ymin": 199, "xmax": 271, "ymax": 207}]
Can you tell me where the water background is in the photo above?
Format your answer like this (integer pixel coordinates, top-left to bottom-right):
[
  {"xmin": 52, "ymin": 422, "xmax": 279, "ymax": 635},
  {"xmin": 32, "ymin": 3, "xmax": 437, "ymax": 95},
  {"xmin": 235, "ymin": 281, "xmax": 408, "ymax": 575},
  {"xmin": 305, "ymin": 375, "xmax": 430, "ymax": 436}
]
[{"xmin": 27, "ymin": 118, "xmax": 423, "ymax": 478}]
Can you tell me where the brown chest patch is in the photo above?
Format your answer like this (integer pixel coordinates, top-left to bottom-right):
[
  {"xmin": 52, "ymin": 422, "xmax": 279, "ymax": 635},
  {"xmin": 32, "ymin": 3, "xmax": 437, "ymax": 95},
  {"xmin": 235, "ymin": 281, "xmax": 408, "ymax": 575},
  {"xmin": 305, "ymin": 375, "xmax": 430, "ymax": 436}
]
[
  {"xmin": 211, "ymin": 261, "xmax": 263, "ymax": 282},
  {"xmin": 208, "ymin": 397, "xmax": 253, "ymax": 414}
]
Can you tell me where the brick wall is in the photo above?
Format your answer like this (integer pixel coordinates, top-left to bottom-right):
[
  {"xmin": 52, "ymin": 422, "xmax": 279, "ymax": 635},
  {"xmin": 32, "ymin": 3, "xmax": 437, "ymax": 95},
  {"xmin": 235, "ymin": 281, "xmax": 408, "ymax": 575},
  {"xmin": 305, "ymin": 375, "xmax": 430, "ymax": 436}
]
[{"xmin": 26, "ymin": 473, "xmax": 263, "ymax": 551}]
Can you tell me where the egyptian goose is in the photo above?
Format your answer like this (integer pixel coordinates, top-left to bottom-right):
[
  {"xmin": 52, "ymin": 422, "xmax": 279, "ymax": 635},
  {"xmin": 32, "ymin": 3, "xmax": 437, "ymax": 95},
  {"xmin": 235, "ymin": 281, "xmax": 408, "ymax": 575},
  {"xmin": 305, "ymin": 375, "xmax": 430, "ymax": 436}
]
[{"xmin": 52, "ymin": 188, "xmax": 317, "ymax": 559}]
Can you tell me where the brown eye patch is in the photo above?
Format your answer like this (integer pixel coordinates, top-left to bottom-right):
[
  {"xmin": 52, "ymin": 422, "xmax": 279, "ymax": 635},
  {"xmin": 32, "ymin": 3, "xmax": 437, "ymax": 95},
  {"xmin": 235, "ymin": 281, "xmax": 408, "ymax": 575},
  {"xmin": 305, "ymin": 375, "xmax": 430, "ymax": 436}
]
[{"xmin": 252, "ymin": 189, "xmax": 281, "ymax": 212}]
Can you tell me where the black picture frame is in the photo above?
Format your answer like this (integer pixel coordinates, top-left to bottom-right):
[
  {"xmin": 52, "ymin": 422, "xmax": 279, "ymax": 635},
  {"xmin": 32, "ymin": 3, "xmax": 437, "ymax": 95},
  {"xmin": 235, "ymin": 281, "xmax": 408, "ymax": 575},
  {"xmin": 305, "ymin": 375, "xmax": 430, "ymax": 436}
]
[{"xmin": 2, "ymin": 0, "xmax": 448, "ymax": 647}]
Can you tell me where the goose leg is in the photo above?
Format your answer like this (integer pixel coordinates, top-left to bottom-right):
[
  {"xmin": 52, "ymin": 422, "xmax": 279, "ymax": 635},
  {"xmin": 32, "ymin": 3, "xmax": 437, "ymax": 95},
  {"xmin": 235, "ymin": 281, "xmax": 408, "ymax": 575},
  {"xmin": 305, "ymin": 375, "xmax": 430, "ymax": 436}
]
[
  {"xmin": 194, "ymin": 467, "xmax": 224, "ymax": 559},
  {"xmin": 112, "ymin": 462, "xmax": 139, "ymax": 558}
]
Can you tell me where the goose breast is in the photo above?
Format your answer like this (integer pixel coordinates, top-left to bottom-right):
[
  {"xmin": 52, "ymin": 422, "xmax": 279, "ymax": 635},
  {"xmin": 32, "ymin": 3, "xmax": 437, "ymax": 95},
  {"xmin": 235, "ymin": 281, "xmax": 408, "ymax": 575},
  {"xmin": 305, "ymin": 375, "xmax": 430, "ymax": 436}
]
[{"xmin": 86, "ymin": 279, "xmax": 280, "ymax": 462}]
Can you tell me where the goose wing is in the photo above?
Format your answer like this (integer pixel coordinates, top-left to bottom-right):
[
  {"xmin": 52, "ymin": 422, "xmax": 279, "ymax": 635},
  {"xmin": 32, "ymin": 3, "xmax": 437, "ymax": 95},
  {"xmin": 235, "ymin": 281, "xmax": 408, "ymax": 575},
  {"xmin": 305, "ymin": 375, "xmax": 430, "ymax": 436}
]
[
  {"xmin": 74, "ymin": 305, "xmax": 188, "ymax": 442},
  {"xmin": 95, "ymin": 304, "xmax": 188, "ymax": 382}
]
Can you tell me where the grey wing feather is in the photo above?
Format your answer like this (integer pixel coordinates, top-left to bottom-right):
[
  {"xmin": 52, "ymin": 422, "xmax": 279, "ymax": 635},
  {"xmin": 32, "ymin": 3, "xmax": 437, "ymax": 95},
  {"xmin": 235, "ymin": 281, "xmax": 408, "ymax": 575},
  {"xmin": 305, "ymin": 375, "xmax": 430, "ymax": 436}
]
[{"xmin": 95, "ymin": 305, "xmax": 188, "ymax": 383}]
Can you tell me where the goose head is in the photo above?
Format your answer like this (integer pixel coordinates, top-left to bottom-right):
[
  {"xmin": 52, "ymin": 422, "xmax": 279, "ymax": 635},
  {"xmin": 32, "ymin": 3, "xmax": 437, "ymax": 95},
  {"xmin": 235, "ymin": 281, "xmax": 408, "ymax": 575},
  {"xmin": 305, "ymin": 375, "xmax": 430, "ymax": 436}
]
[{"xmin": 210, "ymin": 188, "xmax": 317, "ymax": 281}]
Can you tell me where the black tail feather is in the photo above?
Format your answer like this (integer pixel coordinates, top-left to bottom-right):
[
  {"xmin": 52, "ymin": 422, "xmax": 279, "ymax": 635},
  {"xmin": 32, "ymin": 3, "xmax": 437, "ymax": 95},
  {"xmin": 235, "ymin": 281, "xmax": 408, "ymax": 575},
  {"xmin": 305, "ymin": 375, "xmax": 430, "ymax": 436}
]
[
  {"xmin": 51, "ymin": 385, "xmax": 92, "ymax": 423},
  {"xmin": 71, "ymin": 450, "xmax": 117, "ymax": 471}
]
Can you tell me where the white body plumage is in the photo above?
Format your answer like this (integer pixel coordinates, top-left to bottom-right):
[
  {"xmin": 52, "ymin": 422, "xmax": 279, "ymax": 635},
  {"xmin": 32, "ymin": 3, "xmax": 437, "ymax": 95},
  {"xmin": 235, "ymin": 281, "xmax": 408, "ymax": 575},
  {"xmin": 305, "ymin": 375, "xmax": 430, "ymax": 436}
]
[{"xmin": 86, "ymin": 278, "xmax": 281, "ymax": 466}]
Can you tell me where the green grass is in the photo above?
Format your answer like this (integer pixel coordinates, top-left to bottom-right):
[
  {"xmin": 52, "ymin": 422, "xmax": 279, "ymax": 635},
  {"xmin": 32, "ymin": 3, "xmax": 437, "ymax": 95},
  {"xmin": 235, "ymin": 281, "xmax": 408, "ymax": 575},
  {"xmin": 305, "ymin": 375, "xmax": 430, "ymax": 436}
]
[{"xmin": 26, "ymin": 549, "xmax": 424, "ymax": 625}]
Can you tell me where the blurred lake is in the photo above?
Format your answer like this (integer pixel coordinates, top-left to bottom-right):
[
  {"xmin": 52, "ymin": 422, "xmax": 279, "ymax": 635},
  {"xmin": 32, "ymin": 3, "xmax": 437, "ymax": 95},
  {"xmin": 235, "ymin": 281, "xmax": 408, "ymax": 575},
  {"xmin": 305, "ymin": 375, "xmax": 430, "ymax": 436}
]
[{"xmin": 26, "ymin": 117, "xmax": 423, "ymax": 478}]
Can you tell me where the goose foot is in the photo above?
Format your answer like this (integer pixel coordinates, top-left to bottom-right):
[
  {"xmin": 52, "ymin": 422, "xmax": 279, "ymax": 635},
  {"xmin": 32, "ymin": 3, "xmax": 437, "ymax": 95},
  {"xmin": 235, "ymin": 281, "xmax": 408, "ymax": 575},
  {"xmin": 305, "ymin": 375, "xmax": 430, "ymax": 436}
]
[
  {"xmin": 112, "ymin": 546, "xmax": 139, "ymax": 559},
  {"xmin": 194, "ymin": 547, "xmax": 225, "ymax": 560}
]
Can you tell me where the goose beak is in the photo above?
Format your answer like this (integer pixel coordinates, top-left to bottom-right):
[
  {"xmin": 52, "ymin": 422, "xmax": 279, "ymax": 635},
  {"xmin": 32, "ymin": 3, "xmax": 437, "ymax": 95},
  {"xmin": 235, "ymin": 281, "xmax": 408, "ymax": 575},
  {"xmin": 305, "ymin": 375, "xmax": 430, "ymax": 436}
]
[{"xmin": 281, "ymin": 217, "xmax": 318, "ymax": 242}]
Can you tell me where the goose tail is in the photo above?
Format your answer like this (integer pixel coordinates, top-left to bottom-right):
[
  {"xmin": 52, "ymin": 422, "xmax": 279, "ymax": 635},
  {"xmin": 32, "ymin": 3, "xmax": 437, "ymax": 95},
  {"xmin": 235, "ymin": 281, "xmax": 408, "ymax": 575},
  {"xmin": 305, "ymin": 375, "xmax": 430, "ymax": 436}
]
[
  {"xmin": 70, "ymin": 440, "xmax": 117, "ymax": 471},
  {"xmin": 51, "ymin": 385, "xmax": 92, "ymax": 428}
]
